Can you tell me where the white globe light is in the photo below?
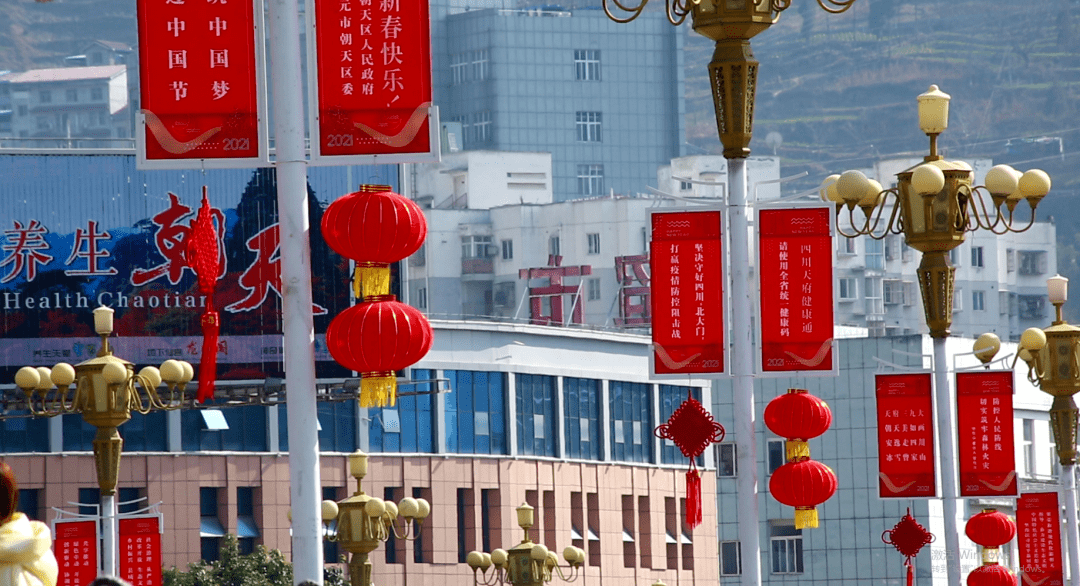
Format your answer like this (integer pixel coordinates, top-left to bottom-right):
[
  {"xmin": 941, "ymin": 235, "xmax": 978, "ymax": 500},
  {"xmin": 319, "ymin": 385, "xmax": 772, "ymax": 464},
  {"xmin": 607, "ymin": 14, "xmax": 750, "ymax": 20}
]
[
  {"xmin": 398, "ymin": 497, "xmax": 419, "ymax": 519},
  {"xmin": 179, "ymin": 361, "xmax": 195, "ymax": 383},
  {"xmin": 984, "ymin": 165, "xmax": 1018, "ymax": 197},
  {"xmin": 34, "ymin": 367, "xmax": 52, "ymax": 390},
  {"xmin": 836, "ymin": 170, "xmax": 870, "ymax": 205},
  {"xmin": 911, "ymin": 164, "xmax": 945, "ymax": 196},
  {"xmin": 139, "ymin": 366, "xmax": 162, "ymax": 389},
  {"xmin": 50, "ymin": 363, "xmax": 76, "ymax": 387},
  {"xmin": 972, "ymin": 333, "xmax": 1001, "ymax": 364},
  {"xmin": 160, "ymin": 360, "xmax": 183, "ymax": 383},
  {"xmin": 1020, "ymin": 328, "xmax": 1047, "ymax": 352},
  {"xmin": 491, "ymin": 549, "xmax": 508, "ymax": 566},
  {"xmin": 530, "ymin": 544, "xmax": 549, "ymax": 561},
  {"xmin": 1018, "ymin": 169, "xmax": 1051, "ymax": 198},
  {"xmin": 365, "ymin": 497, "xmax": 387, "ymax": 518},
  {"xmin": 102, "ymin": 360, "xmax": 128, "ymax": 385},
  {"xmin": 819, "ymin": 174, "xmax": 840, "ymax": 202},
  {"xmin": 14, "ymin": 367, "xmax": 40, "ymax": 390}
]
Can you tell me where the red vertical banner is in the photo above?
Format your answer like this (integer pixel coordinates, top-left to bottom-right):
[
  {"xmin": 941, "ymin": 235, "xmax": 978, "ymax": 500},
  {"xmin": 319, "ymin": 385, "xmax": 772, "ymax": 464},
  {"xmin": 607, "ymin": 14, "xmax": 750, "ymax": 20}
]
[
  {"xmin": 311, "ymin": 0, "xmax": 435, "ymax": 160},
  {"xmin": 649, "ymin": 210, "xmax": 724, "ymax": 375},
  {"xmin": 875, "ymin": 373, "xmax": 936, "ymax": 498},
  {"xmin": 757, "ymin": 206, "xmax": 835, "ymax": 373},
  {"xmin": 136, "ymin": 0, "xmax": 264, "ymax": 164},
  {"xmin": 956, "ymin": 371, "xmax": 1017, "ymax": 497},
  {"xmin": 119, "ymin": 516, "xmax": 162, "ymax": 586},
  {"xmin": 1018, "ymin": 492, "xmax": 1064, "ymax": 586},
  {"xmin": 53, "ymin": 519, "xmax": 98, "ymax": 586}
]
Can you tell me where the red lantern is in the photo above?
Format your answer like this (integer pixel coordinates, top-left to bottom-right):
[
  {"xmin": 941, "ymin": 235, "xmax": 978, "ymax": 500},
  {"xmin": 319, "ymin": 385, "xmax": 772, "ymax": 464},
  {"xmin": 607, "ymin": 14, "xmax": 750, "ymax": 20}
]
[
  {"xmin": 764, "ymin": 388, "xmax": 832, "ymax": 461},
  {"xmin": 769, "ymin": 459, "xmax": 837, "ymax": 529},
  {"xmin": 965, "ymin": 509, "xmax": 1016, "ymax": 548},
  {"xmin": 326, "ymin": 297, "xmax": 434, "ymax": 407},
  {"xmin": 321, "ymin": 184, "xmax": 428, "ymax": 298},
  {"xmin": 967, "ymin": 563, "xmax": 1017, "ymax": 586}
]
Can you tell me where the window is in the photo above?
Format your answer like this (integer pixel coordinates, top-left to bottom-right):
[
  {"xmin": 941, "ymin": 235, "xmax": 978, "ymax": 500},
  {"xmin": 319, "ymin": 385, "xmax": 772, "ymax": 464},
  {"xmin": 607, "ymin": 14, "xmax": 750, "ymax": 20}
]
[
  {"xmin": 610, "ymin": 381, "xmax": 652, "ymax": 463},
  {"xmin": 904, "ymin": 282, "xmax": 917, "ymax": 307},
  {"xmin": 864, "ymin": 277, "xmax": 884, "ymax": 316},
  {"xmin": 1000, "ymin": 291, "xmax": 1010, "ymax": 315},
  {"xmin": 481, "ymin": 489, "xmax": 500, "ymax": 553},
  {"xmin": 838, "ymin": 278, "xmax": 856, "ymax": 301},
  {"xmin": 446, "ymin": 370, "xmax": 507, "ymax": 455},
  {"xmin": 838, "ymin": 236, "xmax": 856, "ymax": 255},
  {"xmin": 39, "ymin": 90, "xmax": 51, "ymax": 103},
  {"xmin": 767, "ymin": 439, "xmax": 786, "ymax": 474},
  {"xmin": 323, "ymin": 487, "xmax": 342, "ymax": 563},
  {"xmin": 864, "ymin": 238, "xmax": 884, "ymax": 270},
  {"xmin": 501, "ymin": 239, "xmax": 513, "ymax": 260},
  {"xmin": 473, "ymin": 110, "xmax": 492, "ymax": 143},
  {"xmin": 622, "ymin": 495, "xmax": 635, "ymax": 568},
  {"xmin": 366, "ymin": 369, "xmax": 434, "ymax": 453},
  {"xmin": 416, "ymin": 287, "xmax": 427, "ymax": 310},
  {"xmin": 679, "ymin": 180, "xmax": 693, "ymax": 192},
  {"xmin": 770, "ymin": 523, "xmax": 803, "ymax": 574},
  {"xmin": 973, "ymin": 290, "xmax": 986, "ymax": 311},
  {"xmin": 200, "ymin": 488, "xmax": 224, "ymax": 562},
  {"xmin": 1006, "ymin": 248, "xmax": 1015, "ymax": 272},
  {"xmin": 660, "ymin": 386, "xmax": 703, "ymax": 465},
  {"xmin": 1022, "ymin": 419, "xmax": 1035, "ymax": 477},
  {"xmin": 516, "ymin": 374, "xmax": 557, "ymax": 457},
  {"xmin": 16, "ymin": 105, "xmax": 26, "ymax": 116},
  {"xmin": 972, "ymin": 246, "xmax": 985, "ymax": 268},
  {"xmin": 1019, "ymin": 250, "xmax": 1048, "ymax": 275},
  {"xmin": 413, "ymin": 487, "xmax": 433, "ymax": 563},
  {"xmin": 91, "ymin": 87, "xmax": 103, "ymax": 100},
  {"xmin": 884, "ymin": 235, "xmax": 901, "ymax": 261},
  {"xmin": 494, "ymin": 281, "xmax": 515, "ymax": 309},
  {"xmin": 236, "ymin": 487, "xmax": 259, "ymax": 555},
  {"xmin": 953, "ymin": 288, "xmax": 963, "ymax": 311},
  {"xmin": 461, "ymin": 234, "xmax": 493, "ymax": 259},
  {"xmin": 450, "ymin": 53, "xmax": 468, "ymax": 84},
  {"xmin": 716, "ymin": 443, "xmax": 737, "ymax": 477},
  {"xmin": 549, "ymin": 235, "xmax": 561, "ymax": 257},
  {"xmin": 575, "ymin": 111, "xmax": 602, "ymax": 142},
  {"xmin": 65, "ymin": 88, "xmax": 78, "ymax": 102},
  {"xmin": 457, "ymin": 488, "xmax": 475, "ymax": 563},
  {"xmin": 563, "ymin": 378, "xmax": 601, "ymax": 460},
  {"xmin": 587, "ymin": 233, "xmax": 601, "ymax": 255},
  {"xmin": 36, "ymin": 117, "xmax": 47, "ymax": 130},
  {"xmin": 720, "ymin": 541, "xmax": 741, "ymax": 576},
  {"xmin": 577, "ymin": 164, "xmax": 604, "ymax": 196},
  {"xmin": 587, "ymin": 278, "xmax": 601, "ymax": 301},
  {"xmin": 883, "ymin": 280, "xmax": 904, "ymax": 305},
  {"xmin": 949, "ymin": 247, "xmax": 961, "ymax": 266},
  {"xmin": 17, "ymin": 489, "xmax": 41, "ymax": 521},
  {"xmin": 574, "ymin": 49, "xmax": 601, "ymax": 81},
  {"xmin": 471, "ymin": 49, "xmax": 489, "ymax": 81}
]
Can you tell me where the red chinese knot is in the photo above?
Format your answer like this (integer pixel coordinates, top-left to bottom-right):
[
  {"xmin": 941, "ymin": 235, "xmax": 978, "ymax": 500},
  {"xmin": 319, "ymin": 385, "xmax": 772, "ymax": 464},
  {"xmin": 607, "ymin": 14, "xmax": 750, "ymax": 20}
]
[
  {"xmin": 654, "ymin": 395, "xmax": 725, "ymax": 530},
  {"xmin": 882, "ymin": 508, "xmax": 934, "ymax": 586}
]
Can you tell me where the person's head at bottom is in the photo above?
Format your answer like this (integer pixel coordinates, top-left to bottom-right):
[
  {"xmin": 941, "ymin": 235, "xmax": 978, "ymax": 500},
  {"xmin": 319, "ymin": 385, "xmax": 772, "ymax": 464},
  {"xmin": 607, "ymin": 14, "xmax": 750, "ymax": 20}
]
[{"xmin": 87, "ymin": 577, "xmax": 133, "ymax": 586}]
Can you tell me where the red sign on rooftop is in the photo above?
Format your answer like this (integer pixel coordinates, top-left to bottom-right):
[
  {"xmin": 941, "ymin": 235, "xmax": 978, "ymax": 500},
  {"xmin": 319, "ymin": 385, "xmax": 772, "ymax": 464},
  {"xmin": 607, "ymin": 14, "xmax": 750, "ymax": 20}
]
[
  {"xmin": 136, "ymin": 0, "xmax": 266, "ymax": 167},
  {"xmin": 311, "ymin": 0, "xmax": 437, "ymax": 162},
  {"xmin": 649, "ymin": 210, "xmax": 724, "ymax": 376}
]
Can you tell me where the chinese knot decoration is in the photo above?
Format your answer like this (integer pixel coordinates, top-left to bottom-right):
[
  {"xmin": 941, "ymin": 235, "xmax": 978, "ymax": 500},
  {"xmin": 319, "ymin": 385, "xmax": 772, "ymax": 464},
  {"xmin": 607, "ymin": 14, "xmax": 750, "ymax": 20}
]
[
  {"xmin": 184, "ymin": 188, "xmax": 223, "ymax": 403},
  {"xmin": 322, "ymin": 185, "xmax": 433, "ymax": 408},
  {"xmin": 654, "ymin": 392, "xmax": 725, "ymax": 529},
  {"xmin": 965, "ymin": 509, "xmax": 1018, "ymax": 586},
  {"xmin": 882, "ymin": 508, "xmax": 935, "ymax": 586},
  {"xmin": 764, "ymin": 388, "xmax": 837, "ymax": 529}
]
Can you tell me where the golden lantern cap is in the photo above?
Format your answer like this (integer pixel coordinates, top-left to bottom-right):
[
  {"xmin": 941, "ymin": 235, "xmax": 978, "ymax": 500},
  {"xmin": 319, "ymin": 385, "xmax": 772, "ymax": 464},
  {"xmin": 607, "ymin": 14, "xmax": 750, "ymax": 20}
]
[
  {"xmin": 918, "ymin": 85, "xmax": 951, "ymax": 135},
  {"xmin": 93, "ymin": 305, "xmax": 114, "ymax": 336},
  {"xmin": 1049, "ymin": 274, "xmax": 1069, "ymax": 305},
  {"xmin": 516, "ymin": 502, "xmax": 535, "ymax": 529},
  {"xmin": 349, "ymin": 450, "xmax": 369, "ymax": 479}
]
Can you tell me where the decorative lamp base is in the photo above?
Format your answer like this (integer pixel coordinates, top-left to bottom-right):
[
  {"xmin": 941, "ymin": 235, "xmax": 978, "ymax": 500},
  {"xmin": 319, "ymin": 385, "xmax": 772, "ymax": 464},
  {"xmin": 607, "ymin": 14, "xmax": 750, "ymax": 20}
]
[
  {"xmin": 917, "ymin": 251, "xmax": 955, "ymax": 338},
  {"xmin": 360, "ymin": 372, "xmax": 397, "ymax": 408},
  {"xmin": 707, "ymin": 40, "xmax": 757, "ymax": 160},
  {"xmin": 1050, "ymin": 395, "xmax": 1079, "ymax": 466},
  {"xmin": 93, "ymin": 426, "xmax": 123, "ymax": 496},
  {"xmin": 349, "ymin": 552, "xmax": 373, "ymax": 586}
]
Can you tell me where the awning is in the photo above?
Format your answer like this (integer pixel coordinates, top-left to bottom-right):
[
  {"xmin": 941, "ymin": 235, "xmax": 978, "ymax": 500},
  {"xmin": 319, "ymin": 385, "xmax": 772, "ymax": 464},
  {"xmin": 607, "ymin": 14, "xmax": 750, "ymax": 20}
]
[
  {"xmin": 200, "ymin": 517, "xmax": 226, "ymax": 537},
  {"xmin": 237, "ymin": 516, "xmax": 260, "ymax": 538},
  {"xmin": 200, "ymin": 410, "xmax": 228, "ymax": 431}
]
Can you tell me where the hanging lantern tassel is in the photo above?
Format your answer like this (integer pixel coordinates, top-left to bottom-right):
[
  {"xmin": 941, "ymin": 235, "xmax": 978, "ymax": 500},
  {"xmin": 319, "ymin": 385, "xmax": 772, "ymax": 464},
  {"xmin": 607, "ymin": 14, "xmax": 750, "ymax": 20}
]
[
  {"xmin": 883, "ymin": 508, "xmax": 935, "ymax": 586},
  {"xmin": 360, "ymin": 371, "xmax": 398, "ymax": 408},
  {"xmin": 198, "ymin": 310, "xmax": 220, "ymax": 402},
  {"xmin": 686, "ymin": 467, "xmax": 703, "ymax": 529},
  {"xmin": 786, "ymin": 439, "xmax": 810, "ymax": 461},
  {"xmin": 794, "ymin": 505, "xmax": 819, "ymax": 530},
  {"xmin": 353, "ymin": 262, "xmax": 392, "ymax": 300}
]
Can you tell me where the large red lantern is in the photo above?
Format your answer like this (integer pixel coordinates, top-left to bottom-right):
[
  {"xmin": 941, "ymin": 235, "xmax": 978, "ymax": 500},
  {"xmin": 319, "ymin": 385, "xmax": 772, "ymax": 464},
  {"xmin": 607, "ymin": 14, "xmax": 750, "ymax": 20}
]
[
  {"xmin": 321, "ymin": 184, "xmax": 427, "ymax": 298},
  {"xmin": 326, "ymin": 297, "xmax": 434, "ymax": 408},
  {"xmin": 967, "ymin": 563, "xmax": 1017, "ymax": 586},
  {"xmin": 768, "ymin": 459, "xmax": 838, "ymax": 529},
  {"xmin": 764, "ymin": 388, "xmax": 832, "ymax": 460}
]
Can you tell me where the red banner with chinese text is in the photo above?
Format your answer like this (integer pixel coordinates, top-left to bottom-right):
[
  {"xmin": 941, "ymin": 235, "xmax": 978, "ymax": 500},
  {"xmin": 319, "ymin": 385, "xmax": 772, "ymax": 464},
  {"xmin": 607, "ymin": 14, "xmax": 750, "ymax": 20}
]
[
  {"xmin": 119, "ymin": 516, "xmax": 162, "ymax": 586},
  {"xmin": 757, "ymin": 206, "xmax": 834, "ymax": 373},
  {"xmin": 53, "ymin": 519, "xmax": 98, "ymax": 586},
  {"xmin": 875, "ymin": 373, "xmax": 936, "ymax": 498},
  {"xmin": 136, "ymin": 0, "xmax": 263, "ymax": 161},
  {"xmin": 1018, "ymin": 492, "xmax": 1064, "ymax": 586},
  {"xmin": 312, "ymin": 0, "xmax": 433, "ymax": 157},
  {"xmin": 956, "ymin": 371, "xmax": 1017, "ymax": 497},
  {"xmin": 649, "ymin": 210, "xmax": 724, "ymax": 375}
]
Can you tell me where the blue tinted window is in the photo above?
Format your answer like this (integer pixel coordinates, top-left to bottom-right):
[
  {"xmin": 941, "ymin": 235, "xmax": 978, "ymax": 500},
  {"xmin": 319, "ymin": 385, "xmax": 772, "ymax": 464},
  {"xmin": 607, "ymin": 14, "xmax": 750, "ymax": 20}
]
[
  {"xmin": 368, "ymin": 369, "xmax": 434, "ymax": 453},
  {"xmin": 516, "ymin": 374, "xmax": 556, "ymax": 457},
  {"xmin": 62, "ymin": 414, "xmax": 95, "ymax": 451},
  {"xmin": 659, "ymin": 385, "xmax": 704, "ymax": 465},
  {"xmin": 609, "ymin": 380, "xmax": 652, "ymax": 463},
  {"xmin": 123, "ymin": 411, "xmax": 168, "ymax": 452},
  {"xmin": 0, "ymin": 412, "xmax": 49, "ymax": 452},
  {"xmin": 183, "ymin": 406, "xmax": 267, "ymax": 451},
  {"xmin": 562, "ymin": 378, "xmax": 600, "ymax": 460},
  {"xmin": 445, "ymin": 370, "xmax": 507, "ymax": 455}
]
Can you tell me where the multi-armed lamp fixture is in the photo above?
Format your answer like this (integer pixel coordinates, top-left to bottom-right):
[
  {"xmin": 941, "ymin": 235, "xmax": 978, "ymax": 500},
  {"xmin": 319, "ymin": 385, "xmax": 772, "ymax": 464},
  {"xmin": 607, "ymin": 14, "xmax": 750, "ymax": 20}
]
[
  {"xmin": 466, "ymin": 503, "xmax": 585, "ymax": 586},
  {"xmin": 323, "ymin": 450, "xmax": 431, "ymax": 586},
  {"xmin": 602, "ymin": 0, "xmax": 855, "ymax": 160},
  {"xmin": 1015, "ymin": 275, "xmax": 1080, "ymax": 466},
  {"xmin": 13, "ymin": 306, "xmax": 192, "ymax": 496},
  {"xmin": 821, "ymin": 85, "xmax": 1052, "ymax": 338}
]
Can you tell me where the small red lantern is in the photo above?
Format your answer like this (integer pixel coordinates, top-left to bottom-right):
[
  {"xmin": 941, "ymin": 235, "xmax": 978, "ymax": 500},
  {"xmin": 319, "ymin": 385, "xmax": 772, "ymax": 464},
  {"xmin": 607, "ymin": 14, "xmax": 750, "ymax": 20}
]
[
  {"xmin": 768, "ymin": 458, "xmax": 838, "ymax": 529},
  {"xmin": 326, "ymin": 297, "xmax": 434, "ymax": 407},
  {"xmin": 764, "ymin": 388, "xmax": 832, "ymax": 460},
  {"xmin": 965, "ymin": 508, "xmax": 1016, "ymax": 572},
  {"xmin": 321, "ymin": 184, "xmax": 427, "ymax": 298},
  {"xmin": 967, "ymin": 563, "xmax": 1017, "ymax": 586}
]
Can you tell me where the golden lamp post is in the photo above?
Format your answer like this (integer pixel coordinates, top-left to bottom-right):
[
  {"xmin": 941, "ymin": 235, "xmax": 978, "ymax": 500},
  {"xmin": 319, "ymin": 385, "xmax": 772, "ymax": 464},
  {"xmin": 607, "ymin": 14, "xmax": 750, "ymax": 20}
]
[
  {"xmin": 465, "ymin": 503, "xmax": 584, "ymax": 586},
  {"xmin": 12, "ymin": 305, "xmax": 192, "ymax": 576},
  {"xmin": 322, "ymin": 450, "xmax": 431, "ymax": 586},
  {"xmin": 821, "ymin": 85, "xmax": 1051, "ymax": 586}
]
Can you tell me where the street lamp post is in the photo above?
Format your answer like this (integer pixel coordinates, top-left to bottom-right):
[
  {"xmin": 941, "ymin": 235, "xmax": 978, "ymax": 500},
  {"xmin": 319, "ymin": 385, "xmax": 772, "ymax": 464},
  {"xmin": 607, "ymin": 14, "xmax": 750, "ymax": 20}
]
[
  {"xmin": 1014, "ymin": 274, "xmax": 1080, "ymax": 586},
  {"xmin": 465, "ymin": 503, "xmax": 584, "ymax": 586},
  {"xmin": 12, "ymin": 305, "xmax": 192, "ymax": 576},
  {"xmin": 601, "ymin": 3, "xmax": 857, "ymax": 585},
  {"xmin": 822, "ymin": 85, "xmax": 1051, "ymax": 586},
  {"xmin": 324, "ymin": 451, "xmax": 431, "ymax": 586}
]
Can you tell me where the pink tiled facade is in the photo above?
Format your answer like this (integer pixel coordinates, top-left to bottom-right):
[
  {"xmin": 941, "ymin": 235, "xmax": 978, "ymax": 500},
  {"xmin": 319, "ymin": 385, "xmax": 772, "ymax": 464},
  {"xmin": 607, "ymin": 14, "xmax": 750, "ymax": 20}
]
[{"xmin": 6, "ymin": 453, "xmax": 717, "ymax": 585}]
